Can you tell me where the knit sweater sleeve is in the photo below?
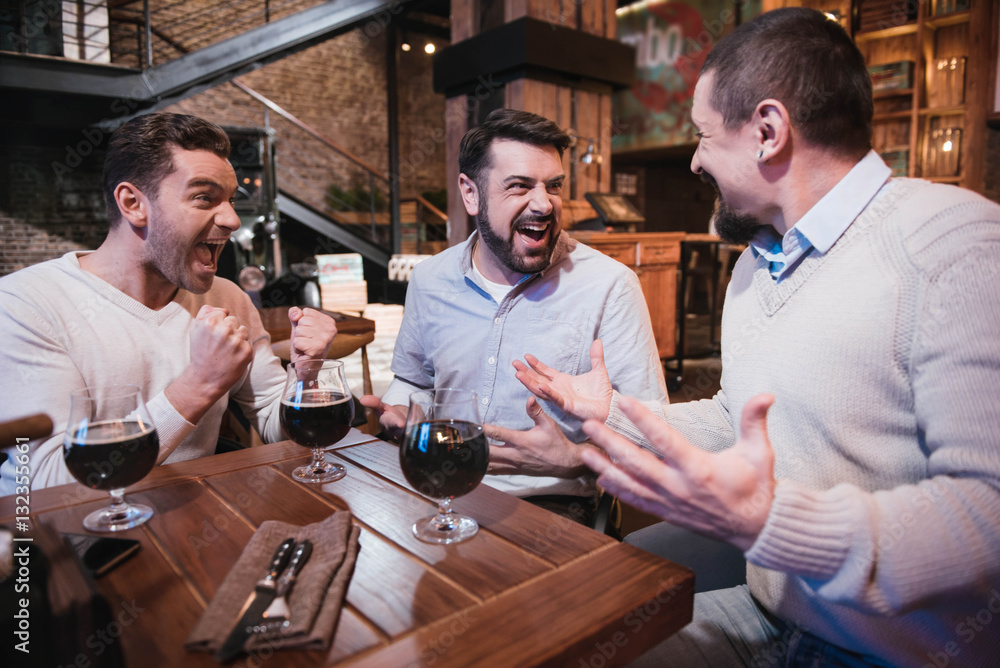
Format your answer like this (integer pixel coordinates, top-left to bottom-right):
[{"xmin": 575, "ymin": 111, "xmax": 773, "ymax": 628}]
[
  {"xmin": 224, "ymin": 292, "xmax": 286, "ymax": 444},
  {"xmin": 605, "ymin": 389, "xmax": 735, "ymax": 455},
  {"xmin": 746, "ymin": 217, "xmax": 1000, "ymax": 615}
]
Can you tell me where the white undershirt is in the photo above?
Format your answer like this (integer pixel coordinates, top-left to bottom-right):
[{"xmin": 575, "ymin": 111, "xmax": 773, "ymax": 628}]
[{"xmin": 470, "ymin": 254, "xmax": 517, "ymax": 304}]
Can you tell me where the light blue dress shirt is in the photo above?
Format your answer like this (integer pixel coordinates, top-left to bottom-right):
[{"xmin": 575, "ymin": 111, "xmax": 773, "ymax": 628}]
[{"xmin": 389, "ymin": 230, "xmax": 667, "ymax": 496}]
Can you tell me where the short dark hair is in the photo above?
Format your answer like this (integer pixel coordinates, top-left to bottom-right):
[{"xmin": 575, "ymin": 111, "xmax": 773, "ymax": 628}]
[
  {"xmin": 703, "ymin": 7, "xmax": 872, "ymax": 160},
  {"xmin": 103, "ymin": 113, "xmax": 231, "ymax": 227},
  {"xmin": 458, "ymin": 109, "xmax": 571, "ymax": 188}
]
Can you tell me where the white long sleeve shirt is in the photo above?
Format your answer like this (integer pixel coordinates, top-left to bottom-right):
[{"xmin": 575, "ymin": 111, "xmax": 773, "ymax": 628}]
[{"xmin": 0, "ymin": 251, "xmax": 287, "ymax": 494}]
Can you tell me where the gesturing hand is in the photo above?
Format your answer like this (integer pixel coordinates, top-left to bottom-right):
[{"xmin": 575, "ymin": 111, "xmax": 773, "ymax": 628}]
[
  {"xmin": 288, "ymin": 307, "xmax": 337, "ymax": 363},
  {"xmin": 484, "ymin": 397, "xmax": 590, "ymax": 478},
  {"xmin": 358, "ymin": 395, "xmax": 407, "ymax": 440},
  {"xmin": 513, "ymin": 339, "xmax": 613, "ymax": 423},
  {"xmin": 581, "ymin": 394, "xmax": 777, "ymax": 551}
]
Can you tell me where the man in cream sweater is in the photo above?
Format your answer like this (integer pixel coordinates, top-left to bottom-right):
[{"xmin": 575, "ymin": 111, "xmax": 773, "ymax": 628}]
[
  {"xmin": 0, "ymin": 113, "xmax": 336, "ymax": 494},
  {"xmin": 495, "ymin": 8, "xmax": 1000, "ymax": 666}
]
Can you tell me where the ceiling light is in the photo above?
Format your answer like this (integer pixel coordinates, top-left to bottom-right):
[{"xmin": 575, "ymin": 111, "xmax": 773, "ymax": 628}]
[
  {"xmin": 401, "ymin": 42, "xmax": 411, "ymax": 51},
  {"xmin": 424, "ymin": 43, "xmax": 435, "ymax": 54}
]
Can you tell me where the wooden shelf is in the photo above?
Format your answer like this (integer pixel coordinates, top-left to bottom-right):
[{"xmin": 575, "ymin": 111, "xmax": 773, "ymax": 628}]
[
  {"xmin": 873, "ymin": 88, "xmax": 914, "ymax": 99},
  {"xmin": 923, "ymin": 10, "xmax": 971, "ymax": 30},
  {"xmin": 800, "ymin": 0, "xmax": 989, "ymax": 194},
  {"xmin": 855, "ymin": 22, "xmax": 918, "ymax": 43},
  {"xmin": 919, "ymin": 106, "xmax": 965, "ymax": 117},
  {"xmin": 925, "ymin": 175, "xmax": 963, "ymax": 184},
  {"xmin": 874, "ymin": 110, "xmax": 914, "ymax": 121}
]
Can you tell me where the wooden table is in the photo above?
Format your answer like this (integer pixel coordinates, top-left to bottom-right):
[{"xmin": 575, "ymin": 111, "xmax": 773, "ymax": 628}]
[
  {"xmin": 257, "ymin": 307, "xmax": 375, "ymax": 342},
  {"xmin": 0, "ymin": 434, "xmax": 694, "ymax": 666}
]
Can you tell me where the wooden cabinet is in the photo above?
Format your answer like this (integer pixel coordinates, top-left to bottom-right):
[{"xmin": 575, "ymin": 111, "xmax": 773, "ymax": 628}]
[
  {"xmin": 569, "ymin": 231, "xmax": 684, "ymax": 359},
  {"xmin": 792, "ymin": 0, "xmax": 993, "ymax": 194}
]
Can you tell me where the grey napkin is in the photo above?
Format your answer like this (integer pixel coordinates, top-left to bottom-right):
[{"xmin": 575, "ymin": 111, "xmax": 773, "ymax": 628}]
[{"xmin": 185, "ymin": 510, "xmax": 360, "ymax": 655}]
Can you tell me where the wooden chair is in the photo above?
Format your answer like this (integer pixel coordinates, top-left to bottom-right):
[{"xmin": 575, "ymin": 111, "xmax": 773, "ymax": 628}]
[
  {"xmin": 0, "ymin": 413, "xmax": 53, "ymax": 447},
  {"xmin": 0, "ymin": 413, "xmax": 53, "ymax": 468},
  {"xmin": 271, "ymin": 332, "xmax": 379, "ymax": 434}
]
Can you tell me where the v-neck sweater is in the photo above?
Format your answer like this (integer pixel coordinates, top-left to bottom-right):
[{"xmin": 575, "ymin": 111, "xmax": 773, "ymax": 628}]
[{"xmin": 608, "ymin": 178, "xmax": 1000, "ymax": 665}]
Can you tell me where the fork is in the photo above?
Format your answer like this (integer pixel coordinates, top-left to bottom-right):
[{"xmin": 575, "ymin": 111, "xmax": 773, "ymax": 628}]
[{"xmin": 252, "ymin": 539, "xmax": 313, "ymax": 634}]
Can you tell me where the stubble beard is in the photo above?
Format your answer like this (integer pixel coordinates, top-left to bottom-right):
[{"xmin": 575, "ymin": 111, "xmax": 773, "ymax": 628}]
[
  {"xmin": 701, "ymin": 171, "xmax": 763, "ymax": 245},
  {"xmin": 475, "ymin": 194, "xmax": 558, "ymax": 276},
  {"xmin": 143, "ymin": 201, "xmax": 214, "ymax": 295}
]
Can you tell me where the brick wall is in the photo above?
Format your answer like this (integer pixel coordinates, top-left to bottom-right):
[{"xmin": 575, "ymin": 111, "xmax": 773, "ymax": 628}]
[
  {"xmin": 397, "ymin": 39, "xmax": 450, "ymax": 200},
  {"xmin": 0, "ymin": 140, "xmax": 109, "ymax": 275},
  {"xmin": 165, "ymin": 28, "xmax": 447, "ymax": 210}
]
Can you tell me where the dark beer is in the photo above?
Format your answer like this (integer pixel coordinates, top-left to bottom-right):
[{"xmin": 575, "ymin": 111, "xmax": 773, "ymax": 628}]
[
  {"xmin": 281, "ymin": 390, "xmax": 354, "ymax": 448},
  {"xmin": 64, "ymin": 420, "xmax": 159, "ymax": 491},
  {"xmin": 400, "ymin": 419, "xmax": 489, "ymax": 499}
]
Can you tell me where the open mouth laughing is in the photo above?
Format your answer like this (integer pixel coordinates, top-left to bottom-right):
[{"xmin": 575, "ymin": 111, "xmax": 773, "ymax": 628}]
[
  {"xmin": 514, "ymin": 217, "xmax": 553, "ymax": 249},
  {"xmin": 194, "ymin": 238, "xmax": 228, "ymax": 269}
]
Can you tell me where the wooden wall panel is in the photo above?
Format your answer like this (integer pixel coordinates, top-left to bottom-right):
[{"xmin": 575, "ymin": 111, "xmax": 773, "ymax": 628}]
[
  {"xmin": 579, "ymin": 0, "xmax": 602, "ymax": 36},
  {"xmin": 505, "ymin": 77, "xmax": 525, "ymax": 109},
  {"xmin": 526, "ymin": 0, "xmax": 550, "ymax": 23},
  {"xmin": 605, "ymin": 0, "xmax": 617, "ymax": 39},
  {"xmin": 574, "ymin": 89, "xmax": 601, "ymax": 196},
  {"xmin": 507, "ymin": 0, "xmax": 528, "ymax": 23},
  {"xmin": 558, "ymin": 85, "xmax": 574, "ymax": 198},
  {"xmin": 451, "ymin": 0, "xmax": 475, "ymax": 43},
  {"xmin": 599, "ymin": 93, "xmax": 612, "ymax": 191},
  {"xmin": 446, "ymin": 95, "xmax": 471, "ymax": 244}
]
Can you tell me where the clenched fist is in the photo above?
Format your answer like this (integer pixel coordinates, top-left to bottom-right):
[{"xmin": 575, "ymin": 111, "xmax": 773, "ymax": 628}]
[
  {"xmin": 189, "ymin": 305, "xmax": 253, "ymax": 394},
  {"xmin": 165, "ymin": 305, "xmax": 254, "ymax": 427},
  {"xmin": 288, "ymin": 306, "xmax": 337, "ymax": 363}
]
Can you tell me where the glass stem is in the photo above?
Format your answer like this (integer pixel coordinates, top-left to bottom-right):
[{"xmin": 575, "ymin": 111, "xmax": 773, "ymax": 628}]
[
  {"xmin": 312, "ymin": 447, "xmax": 327, "ymax": 469},
  {"xmin": 108, "ymin": 488, "xmax": 127, "ymax": 515},
  {"xmin": 437, "ymin": 497, "xmax": 453, "ymax": 518}
]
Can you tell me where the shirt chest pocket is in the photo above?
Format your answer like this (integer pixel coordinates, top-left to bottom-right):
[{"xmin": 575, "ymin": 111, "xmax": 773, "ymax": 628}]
[{"xmin": 517, "ymin": 315, "xmax": 586, "ymax": 374}]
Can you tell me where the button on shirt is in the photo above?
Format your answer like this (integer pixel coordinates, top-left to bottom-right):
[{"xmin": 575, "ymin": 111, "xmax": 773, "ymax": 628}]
[
  {"xmin": 388, "ymin": 230, "xmax": 667, "ymax": 497},
  {"xmin": 750, "ymin": 150, "xmax": 892, "ymax": 281}
]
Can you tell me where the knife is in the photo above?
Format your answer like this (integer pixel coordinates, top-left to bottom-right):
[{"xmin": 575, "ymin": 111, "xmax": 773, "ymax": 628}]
[{"xmin": 214, "ymin": 538, "xmax": 296, "ymax": 662}]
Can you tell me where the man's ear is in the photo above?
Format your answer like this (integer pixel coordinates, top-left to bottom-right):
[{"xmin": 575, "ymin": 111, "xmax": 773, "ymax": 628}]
[
  {"xmin": 458, "ymin": 173, "xmax": 480, "ymax": 216},
  {"xmin": 113, "ymin": 182, "xmax": 148, "ymax": 228},
  {"xmin": 752, "ymin": 99, "xmax": 791, "ymax": 162}
]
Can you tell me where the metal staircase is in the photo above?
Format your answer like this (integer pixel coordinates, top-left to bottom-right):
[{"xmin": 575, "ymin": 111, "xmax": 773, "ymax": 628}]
[
  {"xmin": 1, "ymin": 0, "xmax": 449, "ymax": 269},
  {"xmin": 1, "ymin": 0, "xmax": 414, "ymax": 128}
]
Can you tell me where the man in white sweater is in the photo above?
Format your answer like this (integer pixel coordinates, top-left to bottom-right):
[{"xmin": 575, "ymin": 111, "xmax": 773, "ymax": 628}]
[
  {"xmin": 0, "ymin": 113, "xmax": 336, "ymax": 494},
  {"xmin": 493, "ymin": 8, "xmax": 1000, "ymax": 666}
]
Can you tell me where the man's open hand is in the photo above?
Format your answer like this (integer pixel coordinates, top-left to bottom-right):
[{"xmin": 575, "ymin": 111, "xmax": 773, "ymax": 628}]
[
  {"xmin": 581, "ymin": 394, "xmax": 777, "ymax": 551},
  {"xmin": 484, "ymin": 397, "xmax": 590, "ymax": 478},
  {"xmin": 513, "ymin": 339, "xmax": 614, "ymax": 423}
]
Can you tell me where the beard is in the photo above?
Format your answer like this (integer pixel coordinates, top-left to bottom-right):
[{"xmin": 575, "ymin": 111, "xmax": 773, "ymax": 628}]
[
  {"xmin": 475, "ymin": 195, "xmax": 558, "ymax": 275},
  {"xmin": 700, "ymin": 171, "xmax": 763, "ymax": 245},
  {"xmin": 142, "ymin": 200, "xmax": 215, "ymax": 295}
]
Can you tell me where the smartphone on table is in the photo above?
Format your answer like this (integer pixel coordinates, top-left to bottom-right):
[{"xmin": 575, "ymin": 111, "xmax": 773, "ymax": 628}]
[{"xmin": 62, "ymin": 533, "xmax": 141, "ymax": 579}]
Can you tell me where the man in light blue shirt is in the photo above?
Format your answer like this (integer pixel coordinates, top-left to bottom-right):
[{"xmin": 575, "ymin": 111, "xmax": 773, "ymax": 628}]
[{"xmin": 360, "ymin": 110, "xmax": 666, "ymax": 520}]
